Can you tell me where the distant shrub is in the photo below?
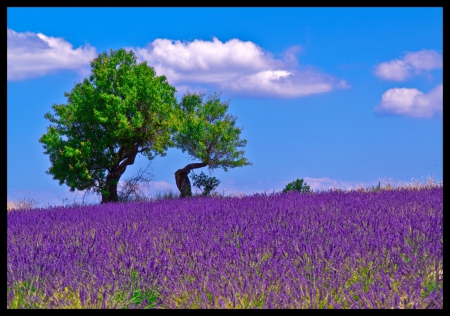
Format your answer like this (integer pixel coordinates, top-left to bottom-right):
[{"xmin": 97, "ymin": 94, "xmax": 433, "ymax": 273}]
[
  {"xmin": 190, "ymin": 171, "xmax": 221, "ymax": 197},
  {"xmin": 371, "ymin": 181, "xmax": 381, "ymax": 192},
  {"xmin": 282, "ymin": 178, "xmax": 311, "ymax": 194}
]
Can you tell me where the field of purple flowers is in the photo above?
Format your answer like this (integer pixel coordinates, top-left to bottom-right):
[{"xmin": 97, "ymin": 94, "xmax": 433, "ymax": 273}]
[{"xmin": 7, "ymin": 187, "xmax": 443, "ymax": 309}]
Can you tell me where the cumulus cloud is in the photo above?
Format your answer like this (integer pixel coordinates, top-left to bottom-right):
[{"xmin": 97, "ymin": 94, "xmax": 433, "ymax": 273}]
[
  {"xmin": 7, "ymin": 27, "xmax": 97, "ymax": 81},
  {"xmin": 374, "ymin": 84, "xmax": 443, "ymax": 118},
  {"xmin": 373, "ymin": 49, "xmax": 442, "ymax": 81},
  {"xmin": 129, "ymin": 37, "xmax": 347, "ymax": 98}
]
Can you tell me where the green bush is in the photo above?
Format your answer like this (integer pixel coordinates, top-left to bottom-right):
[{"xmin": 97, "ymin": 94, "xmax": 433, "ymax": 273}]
[
  {"xmin": 190, "ymin": 171, "xmax": 220, "ymax": 197},
  {"xmin": 282, "ymin": 178, "xmax": 311, "ymax": 194}
]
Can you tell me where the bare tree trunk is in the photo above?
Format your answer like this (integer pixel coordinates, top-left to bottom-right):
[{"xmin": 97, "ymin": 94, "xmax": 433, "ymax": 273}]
[{"xmin": 174, "ymin": 162, "xmax": 208, "ymax": 198}]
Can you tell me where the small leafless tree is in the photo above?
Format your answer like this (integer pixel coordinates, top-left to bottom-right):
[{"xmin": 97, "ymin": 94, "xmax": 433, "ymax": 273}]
[
  {"xmin": 78, "ymin": 162, "xmax": 154, "ymax": 204},
  {"xmin": 117, "ymin": 163, "xmax": 154, "ymax": 202}
]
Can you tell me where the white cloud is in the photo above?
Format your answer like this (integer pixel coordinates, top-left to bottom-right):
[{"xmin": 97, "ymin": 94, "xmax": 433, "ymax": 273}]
[
  {"xmin": 129, "ymin": 37, "xmax": 346, "ymax": 98},
  {"xmin": 216, "ymin": 178, "xmax": 283, "ymax": 196},
  {"xmin": 373, "ymin": 49, "xmax": 442, "ymax": 81},
  {"xmin": 146, "ymin": 180, "xmax": 174, "ymax": 191},
  {"xmin": 374, "ymin": 84, "xmax": 443, "ymax": 118},
  {"xmin": 223, "ymin": 69, "xmax": 338, "ymax": 98},
  {"xmin": 7, "ymin": 30, "xmax": 346, "ymax": 97},
  {"xmin": 281, "ymin": 45, "xmax": 302, "ymax": 67},
  {"xmin": 302, "ymin": 177, "xmax": 356, "ymax": 191},
  {"xmin": 7, "ymin": 27, "xmax": 97, "ymax": 81},
  {"xmin": 173, "ymin": 84, "xmax": 210, "ymax": 99},
  {"xmin": 374, "ymin": 60, "xmax": 411, "ymax": 81},
  {"xmin": 403, "ymin": 50, "xmax": 443, "ymax": 71}
]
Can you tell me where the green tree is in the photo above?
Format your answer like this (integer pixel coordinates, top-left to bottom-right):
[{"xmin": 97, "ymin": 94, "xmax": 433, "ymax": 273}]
[
  {"xmin": 282, "ymin": 179, "xmax": 311, "ymax": 194},
  {"xmin": 39, "ymin": 48, "xmax": 178, "ymax": 203},
  {"xmin": 190, "ymin": 171, "xmax": 221, "ymax": 197},
  {"xmin": 173, "ymin": 92, "xmax": 252, "ymax": 197}
]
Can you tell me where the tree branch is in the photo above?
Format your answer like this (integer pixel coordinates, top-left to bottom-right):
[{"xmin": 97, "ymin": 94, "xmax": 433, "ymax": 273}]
[
  {"xmin": 137, "ymin": 147, "xmax": 151, "ymax": 153},
  {"xmin": 175, "ymin": 162, "xmax": 208, "ymax": 174}
]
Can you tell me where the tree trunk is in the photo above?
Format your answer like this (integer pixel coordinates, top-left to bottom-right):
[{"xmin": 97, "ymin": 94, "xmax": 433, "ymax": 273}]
[
  {"xmin": 174, "ymin": 162, "xmax": 208, "ymax": 198},
  {"xmin": 101, "ymin": 172, "xmax": 123, "ymax": 203},
  {"xmin": 101, "ymin": 147, "xmax": 139, "ymax": 203}
]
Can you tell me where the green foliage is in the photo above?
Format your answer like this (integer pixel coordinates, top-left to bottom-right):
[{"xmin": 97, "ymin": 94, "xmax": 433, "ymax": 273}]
[
  {"xmin": 190, "ymin": 171, "xmax": 220, "ymax": 196},
  {"xmin": 38, "ymin": 48, "xmax": 178, "ymax": 199},
  {"xmin": 282, "ymin": 178, "xmax": 311, "ymax": 194},
  {"xmin": 173, "ymin": 92, "xmax": 252, "ymax": 172},
  {"xmin": 129, "ymin": 288, "xmax": 159, "ymax": 308}
]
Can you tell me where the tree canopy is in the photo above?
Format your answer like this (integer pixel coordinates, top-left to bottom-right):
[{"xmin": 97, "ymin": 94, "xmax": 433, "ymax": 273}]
[
  {"xmin": 173, "ymin": 92, "xmax": 252, "ymax": 197},
  {"xmin": 39, "ymin": 48, "xmax": 178, "ymax": 203}
]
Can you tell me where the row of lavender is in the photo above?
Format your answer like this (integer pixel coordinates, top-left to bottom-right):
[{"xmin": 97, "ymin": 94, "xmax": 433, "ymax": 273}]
[{"xmin": 7, "ymin": 187, "xmax": 442, "ymax": 308}]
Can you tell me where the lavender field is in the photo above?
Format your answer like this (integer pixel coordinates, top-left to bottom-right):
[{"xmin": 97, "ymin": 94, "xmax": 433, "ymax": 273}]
[{"xmin": 7, "ymin": 187, "xmax": 443, "ymax": 309}]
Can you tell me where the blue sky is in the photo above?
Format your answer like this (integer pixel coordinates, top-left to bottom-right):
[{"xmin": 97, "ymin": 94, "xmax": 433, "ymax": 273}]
[{"xmin": 7, "ymin": 7, "xmax": 443, "ymax": 207}]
